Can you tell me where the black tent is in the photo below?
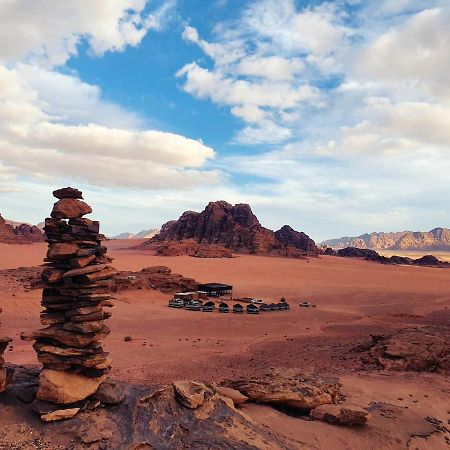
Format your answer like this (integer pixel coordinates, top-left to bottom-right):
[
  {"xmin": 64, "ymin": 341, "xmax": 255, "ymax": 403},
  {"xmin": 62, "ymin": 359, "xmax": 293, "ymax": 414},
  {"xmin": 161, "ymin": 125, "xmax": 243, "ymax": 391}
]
[
  {"xmin": 197, "ymin": 283, "xmax": 233, "ymax": 297},
  {"xmin": 233, "ymin": 303, "xmax": 244, "ymax": 314}
]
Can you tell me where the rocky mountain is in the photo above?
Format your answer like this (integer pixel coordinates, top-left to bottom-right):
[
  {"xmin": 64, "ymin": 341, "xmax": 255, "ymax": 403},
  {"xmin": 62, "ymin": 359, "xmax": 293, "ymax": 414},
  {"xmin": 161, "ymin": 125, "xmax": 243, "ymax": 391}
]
[
  {"xmin": 143, "ymin": 201, "xmax": 318, "ymax": 257},
  {"xmin": 112, "ymin": 229, "xmax": 159, "ymax": 240},
  {"xmin": 0, "ymin": 213, "xmax": 44, "ymax": 243},
  {"xmin": 321, "ymin": 228, "xmax": 450, "ymax": 251}
]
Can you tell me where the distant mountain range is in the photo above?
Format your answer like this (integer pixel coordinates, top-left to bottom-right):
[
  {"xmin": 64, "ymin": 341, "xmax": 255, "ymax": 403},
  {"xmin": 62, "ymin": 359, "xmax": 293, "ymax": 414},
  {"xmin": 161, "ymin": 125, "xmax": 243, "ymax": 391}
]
[
  {"xmin": 321, "ymin": 228, "xmax": 450, "ymax": 251},
  {"xmin": 111, "ymin": 229, "xmax": 159, "ymax": 240}
]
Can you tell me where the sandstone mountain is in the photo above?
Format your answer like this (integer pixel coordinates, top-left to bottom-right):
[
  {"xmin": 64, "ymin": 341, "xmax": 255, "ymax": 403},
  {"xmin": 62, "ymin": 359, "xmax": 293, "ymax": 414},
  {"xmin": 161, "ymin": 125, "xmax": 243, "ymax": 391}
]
[
  {"xmin": 112, "ymin": 229, "xmax": 159, "ymax": 240},
  {"xmin": 321, "ymin": 228, "xmax": 450, "ymax": 251},
  {"xmin": 143, "ymin": 201, "xmax": 318, "ymax": 257},
  {"xmin": 0, "ymin": 213, "xmax": 44, "ymax": 243}
]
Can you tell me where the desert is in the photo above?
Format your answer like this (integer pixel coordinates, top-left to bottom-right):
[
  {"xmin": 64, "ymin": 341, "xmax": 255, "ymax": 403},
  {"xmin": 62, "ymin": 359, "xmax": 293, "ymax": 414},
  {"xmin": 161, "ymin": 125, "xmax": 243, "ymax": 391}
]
[
  {"xmin": 1, "ymin": 224, "xmax": 449, "ymax": 448},
  {"xmin": 2, "ymin": 1, "xmax": 450, "ymax": 448}
]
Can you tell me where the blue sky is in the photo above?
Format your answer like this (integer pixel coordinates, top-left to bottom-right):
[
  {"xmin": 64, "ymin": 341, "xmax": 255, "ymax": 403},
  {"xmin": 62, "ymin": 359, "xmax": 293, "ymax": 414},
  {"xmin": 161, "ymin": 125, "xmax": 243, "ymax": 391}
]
[{"xmin": 0, "ymin": 0, "xmax": 449, "ymax": 241}]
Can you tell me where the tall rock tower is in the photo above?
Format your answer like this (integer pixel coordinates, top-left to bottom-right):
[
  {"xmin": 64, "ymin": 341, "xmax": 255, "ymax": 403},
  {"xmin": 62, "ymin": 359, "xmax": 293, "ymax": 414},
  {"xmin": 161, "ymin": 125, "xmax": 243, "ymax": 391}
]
[{"xmin": 26, "ymin": 187, "xmax": 116, "ymax": 408}]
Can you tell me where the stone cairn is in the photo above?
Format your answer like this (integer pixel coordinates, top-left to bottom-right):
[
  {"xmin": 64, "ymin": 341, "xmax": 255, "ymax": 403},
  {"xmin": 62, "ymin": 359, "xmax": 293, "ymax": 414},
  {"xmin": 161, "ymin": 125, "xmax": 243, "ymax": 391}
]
[
  {"xmin": 23, "ymin": 187, "xmax": 116, "ymax": 410},
  {"xmin": 0, "ymin": 309, "xmax": 13, "ymax": 394}
]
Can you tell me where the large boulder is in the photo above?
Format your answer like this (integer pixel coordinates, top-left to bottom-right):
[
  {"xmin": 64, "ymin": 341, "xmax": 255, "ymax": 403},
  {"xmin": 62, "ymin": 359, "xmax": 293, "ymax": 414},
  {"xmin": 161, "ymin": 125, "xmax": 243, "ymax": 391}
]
[
  {"xmin": 37, "ymin": 369, "xmax": 105, "ymax": 403},
  {"xmin": 172, "ymin": 380, "xmax": 213, "ymax": 409},
  {"xmin": 213, "ymin": 385, "xmax": 248, "ymax": 406},
  {"xmin": 310, "ymin": 404, "xmax": 371, "ymax": 425},
  {"xmin": 228, "ymin": 374, "xmax": 340, "ymax": 411}
]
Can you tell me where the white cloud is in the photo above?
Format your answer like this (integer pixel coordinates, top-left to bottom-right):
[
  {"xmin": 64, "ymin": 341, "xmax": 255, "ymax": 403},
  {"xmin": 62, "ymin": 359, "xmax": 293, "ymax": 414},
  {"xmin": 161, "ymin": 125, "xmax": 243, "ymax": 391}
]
[
  {"xmin": 356, "ymin": 7, "xmax": 450, "ymax": 101},
  {"xmin": 0, "ymin": 64, "xmax": 217, "ymax": 190},
  {"xmin": 0, "ymin": 1, "xmax": 219, "ymax": 193},
  {"xmin": 241, "ymin": 0, "xmax": 348, "ymax": 56},
  {"xmin": 178, "ymin": 0, "xmax": 347, "ymax": 145},
  {"xmin": 0, "ymin": 0, "xmax": 175, "ymax": 67},
  {"xmin": 236, "ymin": 56, "xmax": 304, "ymax": 81}
]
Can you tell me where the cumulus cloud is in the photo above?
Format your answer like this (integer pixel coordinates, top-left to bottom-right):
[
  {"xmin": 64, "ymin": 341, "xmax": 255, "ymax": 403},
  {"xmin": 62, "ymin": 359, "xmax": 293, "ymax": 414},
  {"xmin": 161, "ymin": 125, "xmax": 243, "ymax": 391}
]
[
  {"xmin": 0, "ymin": 1, "xmax": 220, "ymax": 193},
  {"xmin": 0, "ymin": 0, "xmax": 175, "ymax": 67},
  {"xmin": 175, "ymin": 0, "xmax": 450, "ymax": 237},
  {"xmin": 0, "ymin": 64, "xmax": 216, "ymax": 190},
  {"xmin": 178, "ymin": 0, "xmax": 343, "ymax": 144}
]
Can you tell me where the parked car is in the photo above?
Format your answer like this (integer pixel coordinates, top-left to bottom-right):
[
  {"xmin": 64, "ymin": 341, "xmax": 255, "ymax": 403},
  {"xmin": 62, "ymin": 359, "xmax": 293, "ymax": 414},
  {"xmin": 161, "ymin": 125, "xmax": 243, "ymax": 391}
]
[
  {"xmin": 168, "ymin": 298, "xmax": 184, "ymax": 308},
  {"xmin": 202, "ymin": 301, "xmax": 216, "ymax": 312},
  {"xmin": 185, "ymin": 301, "xmax": 202, "ymax": 311},
  {"xmin": 250, "ymin": 298, "xmax": 264, "ymax": 305},
  {"xmin": 260, "ymin": 303, "xmax": 270, "ymax": 312},
  {"xmin": 233, "ymin": 303, "xmax": 244, "ymax": 314},
  {"xmin": 247, "ymin": 304, "xmax": 259, "ymax": 314},
  {"xmin": 269, "ymin": 302, "xmax": 278, "ymax": 311},
  {"xmin": 218, "ymin": 302, "xmax": 229, "ymax": 313},
  {"xmin": 299, "ymin": 302, "xmax": 316, "ymax": 308}
]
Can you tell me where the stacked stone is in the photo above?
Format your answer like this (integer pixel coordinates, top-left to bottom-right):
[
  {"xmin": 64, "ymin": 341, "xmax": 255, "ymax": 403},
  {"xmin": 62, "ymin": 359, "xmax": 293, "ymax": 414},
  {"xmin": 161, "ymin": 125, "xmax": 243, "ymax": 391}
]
[
  {"xmin": 28, "ymin": 187, "xmax": 116, "ymax": 405},
  {"xmin": 0, "ymin": 309, "xmax": 13, "ymax": 393}
]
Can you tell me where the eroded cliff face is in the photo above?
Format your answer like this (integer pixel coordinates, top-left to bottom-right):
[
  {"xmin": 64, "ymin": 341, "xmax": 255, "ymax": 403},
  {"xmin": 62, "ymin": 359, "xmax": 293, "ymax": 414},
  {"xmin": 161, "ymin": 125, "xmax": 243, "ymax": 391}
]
[
  {"xmin": 0, "ymin": 214, "xmax": 44, "ymax": 243},
  {"xmin": 322, "ymin": 228, "xmax": 450, "ymax": 251},
  {"xmin": 145, "ymin": 201, "xmax": 318, "ymax": 257}
]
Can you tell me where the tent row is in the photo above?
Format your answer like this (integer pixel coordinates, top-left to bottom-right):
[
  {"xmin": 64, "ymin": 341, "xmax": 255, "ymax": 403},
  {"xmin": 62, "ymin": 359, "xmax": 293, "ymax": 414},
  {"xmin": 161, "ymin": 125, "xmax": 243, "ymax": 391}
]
[{"xmin": 168, "ymin": 299, "xmax": 290, "ymax": 314}]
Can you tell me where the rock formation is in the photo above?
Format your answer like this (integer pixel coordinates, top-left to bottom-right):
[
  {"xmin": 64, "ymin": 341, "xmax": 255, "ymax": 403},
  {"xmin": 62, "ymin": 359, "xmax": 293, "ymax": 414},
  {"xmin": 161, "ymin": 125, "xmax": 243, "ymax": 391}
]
[
  {"xmin": 114, "ymin": 266, "xmax": 198, "ymax": 292},
  {"xmin": 336, "ymin": 247, "xmax": 449, "ymax": 267},
  {"xmin": 0, "ymin": 308, "xmax": 13, "ymax": 394},
  {"xmin": 154, "ymin": 239, "xmax": 233, "ymax": 258},
  {"xmin": 21, "ymin": 187, "xmax": 115, "ymax": 415},
  {"xmin": 228, "ymin": 372, "xmax": 341, "ymax": 411},
  {"xmin": 368, "ymin": 329, "xmax": 447, "ymax": 372},
  {"xmin": 0, "ymin": 213, "xmax": 44, "ymax": 243},
  {"xmin": 310, "ymin": 404, "xmax": 371, "ymax": 425},
  {"xmin": 322, "ymin": 227, "xmax": 450, "ymax": 251},
  {"xmin": 143, "ymin": 201, "xmax": 319, "ymax": 257},
  {"xmin": 111, "ymin": 228, "xmax": 159, "ymax": 239}
]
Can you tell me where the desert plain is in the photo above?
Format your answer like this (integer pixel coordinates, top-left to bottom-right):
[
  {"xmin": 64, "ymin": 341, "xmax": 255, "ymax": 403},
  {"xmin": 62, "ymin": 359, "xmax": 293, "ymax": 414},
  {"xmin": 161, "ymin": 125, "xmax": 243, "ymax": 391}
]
[{"xmin": 1, "ymin": 239, "xmax": 449, "ymax": 449}]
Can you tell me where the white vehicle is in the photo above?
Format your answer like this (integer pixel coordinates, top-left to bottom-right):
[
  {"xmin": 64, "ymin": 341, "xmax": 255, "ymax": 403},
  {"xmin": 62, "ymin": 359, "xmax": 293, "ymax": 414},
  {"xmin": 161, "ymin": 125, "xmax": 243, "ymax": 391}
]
[{"xmin": 251, "ymin": 298, "xmax": 264, "ymax": 304}]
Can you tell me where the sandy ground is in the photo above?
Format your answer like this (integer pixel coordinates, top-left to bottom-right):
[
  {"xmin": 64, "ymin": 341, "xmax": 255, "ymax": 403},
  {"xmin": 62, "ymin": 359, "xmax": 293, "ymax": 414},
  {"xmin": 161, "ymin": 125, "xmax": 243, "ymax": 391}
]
[{"xmin": 1, "ymin": 240, "xmax": 449, "ymax": 449}]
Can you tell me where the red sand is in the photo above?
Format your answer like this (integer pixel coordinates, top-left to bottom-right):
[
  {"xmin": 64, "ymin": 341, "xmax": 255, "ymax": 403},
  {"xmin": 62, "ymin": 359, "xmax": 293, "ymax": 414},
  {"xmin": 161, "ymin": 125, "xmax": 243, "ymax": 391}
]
[{"xmin": 1, "ymin": 240, "xmax": 449, "ymax": 448}]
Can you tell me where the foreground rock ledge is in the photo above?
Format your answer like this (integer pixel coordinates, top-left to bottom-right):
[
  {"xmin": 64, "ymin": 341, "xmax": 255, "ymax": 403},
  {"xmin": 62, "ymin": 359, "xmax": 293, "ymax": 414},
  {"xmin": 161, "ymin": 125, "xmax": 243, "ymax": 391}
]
[{"xmin": 228, "ymin": 373, "xmax": 341, "ymax": 410}]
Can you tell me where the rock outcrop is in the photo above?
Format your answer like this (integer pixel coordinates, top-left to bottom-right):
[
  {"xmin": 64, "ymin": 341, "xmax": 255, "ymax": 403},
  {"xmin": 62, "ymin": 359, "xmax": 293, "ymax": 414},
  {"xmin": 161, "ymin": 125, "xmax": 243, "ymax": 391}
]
[
  {"xmin": 310, "ymin": 404, "xmax": 371, "ymax": 425},
  {"xmin": 0, "ymin": 214, "xmax": 44, "ymax": 243},
  {"xmin": 173, "ymin": 380, "xmax": 213, "ymax": 409},
  {"xmin": 228, "ymin": 373, "xmax": 340, "ymax": 411},
  {"xmin": 114, "ymin": 266, "xmax": 198, "ymax": 292},
  {"xmin": 21, "ymin": 187, "xmax": 115, "ymax": 418},
  {"xmin": 368, "ymin": 329, "xmax": 447, "ymax": 372},
  {"xmin": 322, "ymin": 227, "xmax": 450, "ymax": 251},
  {"xmin": 154, "ymin": 239, "xmax": 233, "ymax": 258},
  {"xmin": 2, "ymin": 367, "xmax": 299, "ymax": 449},
  {"xmin": 143, "ymin": 201, "xmax": 318, "ymax": 257},
  {"xmin": 0, "ymin": 308, "xmax": 13, "ymax": 394},
  {"xmin": 336, "ymin": 247, "xmax": 449, "ymax": 267}
]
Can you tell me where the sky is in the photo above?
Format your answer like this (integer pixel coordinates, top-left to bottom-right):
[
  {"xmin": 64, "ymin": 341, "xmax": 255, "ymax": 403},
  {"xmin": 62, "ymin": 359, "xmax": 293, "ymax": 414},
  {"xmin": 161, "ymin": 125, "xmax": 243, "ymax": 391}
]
[{"xmin": 0, "ymin": 0, "xmax": 449, "ymax": 242}]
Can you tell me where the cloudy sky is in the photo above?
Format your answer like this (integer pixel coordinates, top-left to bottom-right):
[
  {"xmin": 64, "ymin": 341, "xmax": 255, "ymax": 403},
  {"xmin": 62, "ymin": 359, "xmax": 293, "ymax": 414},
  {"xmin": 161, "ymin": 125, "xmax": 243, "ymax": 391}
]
[{"xmin": 0, "ymin": 0, "xmax": 449, "ymax": 241}]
